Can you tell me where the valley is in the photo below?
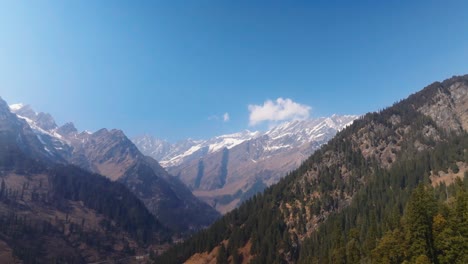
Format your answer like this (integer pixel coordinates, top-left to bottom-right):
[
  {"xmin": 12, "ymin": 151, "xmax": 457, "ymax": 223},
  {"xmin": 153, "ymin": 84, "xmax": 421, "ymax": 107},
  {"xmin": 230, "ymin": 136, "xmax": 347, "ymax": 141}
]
[
  {"xmin": 1, "ymin": 75, "xmax": 467, "ymax": 263},
  {"xmin": 1, "ymin": 3, "xmax": 467, "ymax": 263}
]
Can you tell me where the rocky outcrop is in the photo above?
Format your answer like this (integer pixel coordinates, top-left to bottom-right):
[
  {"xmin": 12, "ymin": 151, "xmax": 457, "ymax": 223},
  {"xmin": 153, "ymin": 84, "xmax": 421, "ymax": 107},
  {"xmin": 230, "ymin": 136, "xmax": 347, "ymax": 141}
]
[{"xmin": 417, "ymin": 75, "xmax": 468, "ymax": 132}]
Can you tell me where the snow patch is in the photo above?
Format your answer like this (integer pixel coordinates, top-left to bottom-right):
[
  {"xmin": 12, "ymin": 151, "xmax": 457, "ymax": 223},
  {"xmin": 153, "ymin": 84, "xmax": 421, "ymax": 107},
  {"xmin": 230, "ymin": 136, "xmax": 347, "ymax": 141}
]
[
  {"xmin": 9, "ymin": 103, "xmax": 24, "ymax": 111},
  {"xmin": 264, "ymin": 144, "xmax": 291, "ymax": 151}
]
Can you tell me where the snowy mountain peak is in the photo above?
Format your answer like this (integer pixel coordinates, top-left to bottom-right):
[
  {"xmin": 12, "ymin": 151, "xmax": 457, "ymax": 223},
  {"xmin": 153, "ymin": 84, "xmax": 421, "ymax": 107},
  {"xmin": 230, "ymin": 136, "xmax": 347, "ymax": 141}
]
[
  {"xmin": 152, "ymin": 114, "xmax": 359, "ymax": 213},
  {"xmin": 9, "ymin": 103, "xmax": 24, "ymax": 111},
  {"xmin": 133, "ymin": 114, "xmax": 359, "ymax": 168},
  {"xmin": 208, "ymin": 130, "xmax": 260, "ymax": 153},
  {"xmin": 10, "ymin": 104, "xmax": 58, "ymax": 132}
]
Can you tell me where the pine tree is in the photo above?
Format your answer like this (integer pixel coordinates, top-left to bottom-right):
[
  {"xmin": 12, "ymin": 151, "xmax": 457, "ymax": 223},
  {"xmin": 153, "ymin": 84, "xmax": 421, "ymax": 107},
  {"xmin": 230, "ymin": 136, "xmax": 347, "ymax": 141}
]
[
  {"xmin": 372, "ymin": 229, "xmax": 406, "ymax": 263},
  {"xmin": 216, "ymin": 244, "xmax": 228, "ymax": 264},
  {"xmin": 0, "ymin": 179, "xmax": 5, "ymax": 198},
  {"xmin": 404, "ymin": 185, "xmax": 437, "ymax": 263},
  {"xmin": 434, "ymin": 178, "xmax": 468, "ymax": 263}
]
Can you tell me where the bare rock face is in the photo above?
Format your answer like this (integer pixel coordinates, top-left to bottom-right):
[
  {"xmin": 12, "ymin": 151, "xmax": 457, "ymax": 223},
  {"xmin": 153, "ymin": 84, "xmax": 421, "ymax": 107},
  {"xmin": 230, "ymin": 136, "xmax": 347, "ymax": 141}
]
[
  {"xmin": 12, "ymin": 105, "xmax": 58, "ymax": 130},
  {"xmin": 418, "ymin": 76, "xmax": 468, "ymax": 133},
  {"xmin": 56, "ymin": 122, "xmax": 78, "ymax": 135},
  {"xmin": 68, "ymin": 128, "xmax": 140, "ymax": 181},
  {"xmin": 0, "ymin": 98, "xmax": 58, "ymax": 163},
  {"xmin": 35, "ymin": 112, "xmax": 57, "ymax": 131},
  {"xmin": 11, "ymin": 104, "xmax": 36, "ymax": 120},
  {"xmin": 449, "ymin": 81, "xmax": 468, "ymax": 131}
]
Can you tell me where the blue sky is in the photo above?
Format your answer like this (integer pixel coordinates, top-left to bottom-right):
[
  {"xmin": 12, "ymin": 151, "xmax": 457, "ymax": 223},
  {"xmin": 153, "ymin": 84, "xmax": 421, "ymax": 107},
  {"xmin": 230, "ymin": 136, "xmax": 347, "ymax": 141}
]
[{"xmin": 1, "ymin": 1, "xmax": 468, "ymax": 141}]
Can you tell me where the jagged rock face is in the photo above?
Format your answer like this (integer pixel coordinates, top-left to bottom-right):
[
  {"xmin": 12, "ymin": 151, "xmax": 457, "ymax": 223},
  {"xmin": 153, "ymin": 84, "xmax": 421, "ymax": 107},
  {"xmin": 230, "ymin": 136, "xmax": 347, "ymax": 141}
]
[
  {"xmin": 418, "ymin": 77, "xmax": 468, "ymax": 132},
  {"xmin": 0, "ymin": 99, "xmax": 56, "ymax": 163},
  {"xmin": 132, "ymin": 136, "xmax": 173, "ymax": 162},
  {"xmin": 8, "ymin": 104, "xmax": 70, "ymax": 162},
  {"xmin": 35, "ymin": 112, "xmax": 57, "ymax": 131},
  {"xmin": 11, "ymin": 104, "xmax": 36, "ymax": 120},
  {"xmin": 57, "ymin": 122, "xmax": 78, "ymax": 135},
  {"xmin": 12, "ymin": 105, "xmax": 58, "ymax": 130}
]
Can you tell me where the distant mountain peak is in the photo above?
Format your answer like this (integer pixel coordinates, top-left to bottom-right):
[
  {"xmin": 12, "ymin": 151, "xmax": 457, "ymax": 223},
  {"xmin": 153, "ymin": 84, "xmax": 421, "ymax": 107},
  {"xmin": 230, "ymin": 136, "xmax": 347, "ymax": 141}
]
[
  {"xmin": 10, "ymin": 104, "xmax": 36, "ymax": 117},
  {"xmin": 57, "ymin": 122, "xmax": 78, "ymax": 136},
  {"xmin": 133, "ymin": 115, "xmax": 358, "ymax": 170},
  {"xmin": 10, "ymin": 104, "xmax": 58, "ymax": 131},
  {"xmin": 8, "ymin": 102, "xmax": 24, "ymax": 111}
]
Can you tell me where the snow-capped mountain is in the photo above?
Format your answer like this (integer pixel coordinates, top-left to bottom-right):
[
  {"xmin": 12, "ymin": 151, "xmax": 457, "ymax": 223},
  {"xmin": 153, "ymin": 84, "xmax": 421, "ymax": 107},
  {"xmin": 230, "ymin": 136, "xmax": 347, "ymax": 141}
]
[
  {"xmin": 8, "ymin": 103, "xmax": 220, "ymax": 232},
  {"xmin": 134, "ymin": 115, "xmax": 356, "ymax": 169},
  {"xmin": 260, "ymin": 115, "xmax": 356, "ymax": 154},
  {"xmin": 134, "ymin": 130, "xmax": 260, "ymax": 167},
  {"xmin": 133, "ymin": 114, "xmax": 358, "ymax": 214},
  {"xmin": 134, "ymin": 115, "xmax": 356, "ymax": 167}
]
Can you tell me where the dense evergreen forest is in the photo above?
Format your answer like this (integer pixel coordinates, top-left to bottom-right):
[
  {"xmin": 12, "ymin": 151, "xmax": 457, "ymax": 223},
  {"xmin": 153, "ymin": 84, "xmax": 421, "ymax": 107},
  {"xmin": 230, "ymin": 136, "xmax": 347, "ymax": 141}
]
[
  {"xmin": 297, "ymin": 135, "xmax": 468, "ymax": 263},
  {"xmin": 155, "ymin": 133, "xmax": 468, "ymax": 264},
  {"xmin": 0, "ymin": 129, "xmax": 170, "ymax": 262},
  {"xmin": 155, "ymin": 76, "xmax": 468, "ymax": 264},
  {"xmin": 0, "ymin": 164, "xmax": 171, "ymax": 263},
  {"xmin": 49, "ymin": 165, "xmax": 169, "ymax": 244}
]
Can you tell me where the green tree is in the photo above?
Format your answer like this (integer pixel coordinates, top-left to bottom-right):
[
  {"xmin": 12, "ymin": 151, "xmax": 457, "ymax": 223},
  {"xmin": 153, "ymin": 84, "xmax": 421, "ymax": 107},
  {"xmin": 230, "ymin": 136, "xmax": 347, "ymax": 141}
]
[
  {"xmin": 434, "ymin": 179, "xmax": 468, "ymax": 264},
  {"xmin": 346, "ymin": 228, "xmax": 361, "ymax": 264},
  {"xmin": 404, "ymin": 185, "xmax": 437, "ymax": 263},
  {"xmin": 216, "ymin": 244, "xmax": 228, "ymax": 264},
  {"xmin": 372, "ymin": 229, "xmax": 406, "ymax": 263}
]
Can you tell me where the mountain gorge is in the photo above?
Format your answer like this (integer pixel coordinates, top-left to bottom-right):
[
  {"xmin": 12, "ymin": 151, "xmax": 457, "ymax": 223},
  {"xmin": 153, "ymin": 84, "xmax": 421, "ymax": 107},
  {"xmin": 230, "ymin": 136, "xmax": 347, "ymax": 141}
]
[
  {"xmin": 134, "ymin": 115, "xmax": 357, "ymax": 213},
  {"xmin": 8, "ymin": 104, "xmax": 220, "ymax": 233},
  {"xmin": 156, "ymin": 75, "xmax": 468, "ymax": 264}
]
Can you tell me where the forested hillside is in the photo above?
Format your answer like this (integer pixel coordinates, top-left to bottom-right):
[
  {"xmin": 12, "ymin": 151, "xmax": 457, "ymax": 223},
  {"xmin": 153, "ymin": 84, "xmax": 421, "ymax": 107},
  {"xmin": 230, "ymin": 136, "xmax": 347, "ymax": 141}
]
[
  {"xmin": 155, "ymin": 75, "xmax": 468, "ymax": 264},
  {"xmin": 0, "ymin": 98, "xmax": 169, "ymax": 263}
]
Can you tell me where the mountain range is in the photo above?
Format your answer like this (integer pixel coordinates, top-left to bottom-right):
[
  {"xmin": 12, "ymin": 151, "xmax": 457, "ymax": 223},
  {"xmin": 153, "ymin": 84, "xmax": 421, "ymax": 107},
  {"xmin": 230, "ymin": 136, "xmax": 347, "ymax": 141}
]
[
  {"xmin": 133, "ymin": 115, "xmax": 357, "ymax": 213},
  {"xmin": 1, "ymin": 74, "xmax": 467, "ymax": 263},
  {"xmin": 0, "ymin": 98, "xmax": 174, "ymax": 262},
  {"xmin": 156, "ymin": 75, "xmax": 468, "ymax": 263},
  {"xmin": 8, "ymin": 103, "xmax": 220, "ymax": 233}
]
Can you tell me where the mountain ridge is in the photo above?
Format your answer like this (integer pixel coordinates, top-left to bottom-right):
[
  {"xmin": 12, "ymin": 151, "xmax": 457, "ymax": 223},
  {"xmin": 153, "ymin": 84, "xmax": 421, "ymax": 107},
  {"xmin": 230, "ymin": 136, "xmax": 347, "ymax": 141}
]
[
  {"xmin": 0, "ymin": 98, "xmax": 170, "ymax": 262},
  {"xmin": 133, "ymin": 115, "xmax": 356, "ymax": 167},
  {"xmin": 8, "ymin": 103, "xmax": 220, "ymax": 233},
  {"xmin": 134, "ymin": 114, "xmax": 357, "ymax": 213},
  {"xmin": 155, "ymin": 74, "xmax": 468, "ymax": 263}
]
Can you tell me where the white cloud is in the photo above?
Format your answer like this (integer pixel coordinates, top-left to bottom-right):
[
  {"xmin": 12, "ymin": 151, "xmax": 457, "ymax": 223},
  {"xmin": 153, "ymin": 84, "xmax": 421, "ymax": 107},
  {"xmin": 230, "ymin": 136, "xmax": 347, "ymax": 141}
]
[
  {"xmin": 223, "ymin": 112, "xmax": 230, "ymax": 122},
  {"xmin": 248, "ymin": 98, "xmax": 311, "ymax": 126}
]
